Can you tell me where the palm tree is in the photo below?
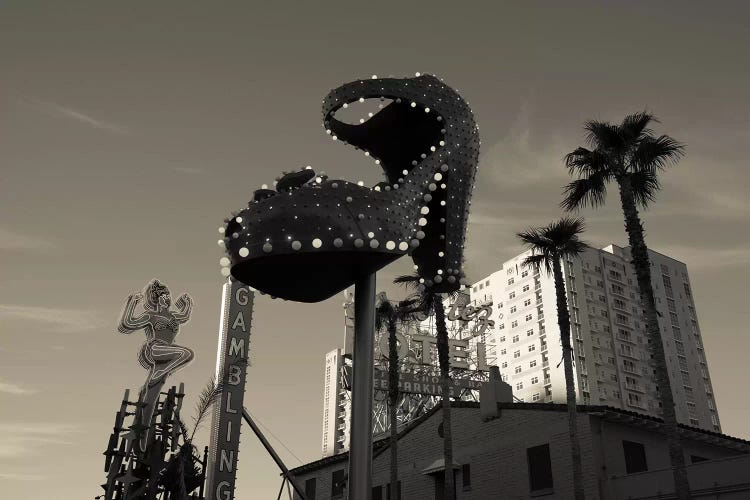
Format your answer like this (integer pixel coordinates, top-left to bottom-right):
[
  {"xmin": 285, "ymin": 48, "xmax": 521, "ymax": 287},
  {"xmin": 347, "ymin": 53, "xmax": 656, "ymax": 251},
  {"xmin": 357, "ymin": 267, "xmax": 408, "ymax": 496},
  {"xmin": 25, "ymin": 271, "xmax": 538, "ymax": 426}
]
[
  {"xmin": 169, "ymin": 377, "xmax": 224, "ymax": 499},
  {"xmin": 517, "ymin": 217, "xmax": 588, "ymax": 500},
  {"xmin": 562, "ymin": 111, "xmax": 690, "ymax": 499},
  {"xmin": 375, "ymin": 294, "xmax": 418, "ymax": 500},
  {"xmin": 395, "ymin": 274, "xmax": 457, "ymax": 500}
]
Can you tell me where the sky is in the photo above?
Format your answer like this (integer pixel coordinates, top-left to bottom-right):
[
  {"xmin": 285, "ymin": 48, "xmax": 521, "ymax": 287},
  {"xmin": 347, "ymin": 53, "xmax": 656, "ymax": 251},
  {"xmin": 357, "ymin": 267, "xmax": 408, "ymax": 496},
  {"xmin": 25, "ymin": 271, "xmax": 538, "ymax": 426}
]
[{"xmin": 1, "ymin": 1, "xmax": 749, "ymax": 498}]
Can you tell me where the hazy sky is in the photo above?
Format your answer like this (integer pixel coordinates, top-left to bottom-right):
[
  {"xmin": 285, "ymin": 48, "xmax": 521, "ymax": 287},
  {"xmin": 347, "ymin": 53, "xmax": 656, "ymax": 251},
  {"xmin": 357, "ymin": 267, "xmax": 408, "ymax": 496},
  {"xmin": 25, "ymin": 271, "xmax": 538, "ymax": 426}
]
[{"xmin": 1, "ymin": 1, "xmax": 749, "ymax": 498}]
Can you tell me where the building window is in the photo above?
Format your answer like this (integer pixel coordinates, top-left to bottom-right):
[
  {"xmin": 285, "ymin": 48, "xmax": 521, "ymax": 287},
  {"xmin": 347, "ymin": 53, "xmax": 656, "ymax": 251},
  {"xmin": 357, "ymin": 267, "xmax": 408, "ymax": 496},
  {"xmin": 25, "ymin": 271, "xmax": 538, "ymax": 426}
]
[
  {"xmin": 509, "ymin": 291, "xmax": 516, "ymax": 299},
  {"xmin": 532, "ymin": 393, "xmax": 540, "ymax": 401},
  {"xmin": 516, "ymin": 382, "xmax": 524, "ymax": 390},
  {"xmin": 501, "ymin": 349, "xmax": 507, "ymax": 355},
  {"xmin": 527, "ymin": 444, "xmax": 554, "ymax": 492},
  {"xmin": 385, "ymin": 481, "xmax": 401, "ymax": 500},
  {"xmin": 462, "ymin": 464, "xmax": 471, "ymax": 491},
  {"xmin": 332, "ymin": 469, "xmax": 346, "ymax": 497},
  {"xmin": 524, "ymin": 299, "xmax": 532, "ymax": 307},
  {"xmin": 523, "ymin": 284, "xmax": 530, "ymax": 292},
  {"xmin": 510, "ymin": 306, "xmax": 517, "ymax": 314},
  {"xmin": 531, "ymin": 376, "xmax": 539, "ymax": 384},
  {"xmin": 514, "ymin": 350, "xmax": 520, "ymax": 358},
  {"xmin": 305, "ymin": 478, "xmax": 317, "ymax": 500},
  {"xmin": 515, "ymin": 366, "xmax": 522, "ymax": 374},
  {"xmin": 512, "ymin": 335, "xmax": 520, "ymax": 342},
  {"xmin": 528, "ymin": 344, "xmax": 536, "ymax": 352},
  {"xmin": 501, "ymin": 361, "xmax": 508, "ymax": 368},
  {"xmin": 372, "ymin": 485, "xmax": 382, "ymax": 500},
  {"xmin": 623, "ymin": 440, "xmax": 648, "ymax": 474},
  {"xmin": 512, "ymin": 320, "xmax": 518, "ymax": 328},
  {"xmin": 525, "ymin": 314, "xmax": 533, "ymax": 321},
  {"xmin": 522, "ymin": 270, "xmax": 529, "ymax": 278},
  {"xmin": 530, "ymin": 360, "xmax": 537, "ymax": 368},
  {"xmin": 527, "ymin": 329, "xmax": 534, "ymax": 336},
  {"xmin": 499, "ymin": 336, "xmax": 506, "ymax": 342},
  {"xmin": 508, "ymin": 278, "xmax": 515, "ymax": 285}
]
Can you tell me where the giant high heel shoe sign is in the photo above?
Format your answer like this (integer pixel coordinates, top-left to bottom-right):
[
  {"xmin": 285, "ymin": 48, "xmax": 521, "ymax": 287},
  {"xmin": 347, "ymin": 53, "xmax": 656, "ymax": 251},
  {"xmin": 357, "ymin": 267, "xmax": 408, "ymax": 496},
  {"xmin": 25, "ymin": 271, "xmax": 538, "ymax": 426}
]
[{"xmin": 219, "ymin": 73, "xmax": 479, "ymax": 500}]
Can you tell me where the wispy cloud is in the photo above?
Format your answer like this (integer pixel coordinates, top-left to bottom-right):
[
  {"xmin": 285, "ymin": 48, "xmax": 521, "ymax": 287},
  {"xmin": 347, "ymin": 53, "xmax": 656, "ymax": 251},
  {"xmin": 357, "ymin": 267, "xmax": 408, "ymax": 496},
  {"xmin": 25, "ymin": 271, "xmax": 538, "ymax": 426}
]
[
  {"xmin": 656, "ymin": 245, "xmax": 750, "ymax": 271},
  {"xmin": 0, "ymin": 227, "xmax": 55, "ymax": 251},
  {"xmin": 0, "ymin": 304, "xmax": 105, "ymax": 333},
  {"xmin": 0, "ymin": 472, "xmax": 45, "ymax": 481},
  {"xmin": 479, "ymin": 101, "xmax": 568, "ymax": 189},
  {"xmin": 22, "ymin": 97, "xmax": 128, "ymax": 135},
  {"xmin": 172, "ymin": 166, "xmax": 208, "ymax": 175},
  {"xmin": 0, "ymin": 380, "xmax": 36, "ymax": 395},
  {"xmin": 0, "ymin": 422, "xmax": 80, "ymax": 458}
]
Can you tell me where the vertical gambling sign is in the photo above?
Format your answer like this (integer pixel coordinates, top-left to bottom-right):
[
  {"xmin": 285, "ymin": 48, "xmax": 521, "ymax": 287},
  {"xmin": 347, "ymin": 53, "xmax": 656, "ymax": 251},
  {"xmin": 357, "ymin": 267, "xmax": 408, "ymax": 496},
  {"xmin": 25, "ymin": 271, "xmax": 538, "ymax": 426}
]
[{"xmin": 206, "ymin": 278, "xmax": 254, "ymax": 500}]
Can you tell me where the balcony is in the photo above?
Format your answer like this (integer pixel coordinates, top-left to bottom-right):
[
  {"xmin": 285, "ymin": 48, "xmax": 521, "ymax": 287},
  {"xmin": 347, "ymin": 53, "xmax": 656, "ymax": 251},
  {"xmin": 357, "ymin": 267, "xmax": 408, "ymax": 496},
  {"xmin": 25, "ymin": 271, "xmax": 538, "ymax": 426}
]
[
  {"xmin": 609, "ymin": 274, "xmax": 625, "ymax": 285},
  {"xmin": 616, "ymin": 332, "xmax": 635, "ymax": 344},
  {"xmin": 619, "ymin": 349, "xmax": 640, "ymax": 360},
  {"xmin": 627, "ymin": 399, "xmax": 647, "ymax": 410},
  {"xmin": 612, "ymin": 303, "xmax": 630, "ymax": 314},
  {"xmin": 622, "ymin": 365, "xmax": 639, "ymax": 375},
  {"xmin": 625, "ymin": 382, "xmax": 645, "ymax": 393}
]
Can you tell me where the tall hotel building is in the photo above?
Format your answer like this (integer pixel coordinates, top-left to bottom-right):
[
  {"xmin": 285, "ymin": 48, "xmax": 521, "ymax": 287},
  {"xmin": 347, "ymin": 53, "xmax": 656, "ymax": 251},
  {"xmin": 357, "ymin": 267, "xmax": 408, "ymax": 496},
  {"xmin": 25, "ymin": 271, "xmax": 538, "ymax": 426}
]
[
  {"xmin": 470, "ymin": 244, "xmax": 721, "ymax": 432},
  {"xmin": 321, "ymin": 348, "xmax": 348, "ymax": 458}
]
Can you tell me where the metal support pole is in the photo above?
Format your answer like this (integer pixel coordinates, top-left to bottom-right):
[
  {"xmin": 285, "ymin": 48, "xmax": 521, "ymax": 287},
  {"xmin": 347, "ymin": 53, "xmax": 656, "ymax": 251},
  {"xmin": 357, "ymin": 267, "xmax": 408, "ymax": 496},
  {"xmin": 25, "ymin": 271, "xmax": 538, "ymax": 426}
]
[
  {"xmin": 276, "ymin": 477, "xmax": 286, "ymax": 500},
  {"xmin": 348, "ymin": 272, "xmax": 376, "ymax": 500},
  {"xmin": 241, "ymin": 408, "xmax": 307, "ymax": 500}
]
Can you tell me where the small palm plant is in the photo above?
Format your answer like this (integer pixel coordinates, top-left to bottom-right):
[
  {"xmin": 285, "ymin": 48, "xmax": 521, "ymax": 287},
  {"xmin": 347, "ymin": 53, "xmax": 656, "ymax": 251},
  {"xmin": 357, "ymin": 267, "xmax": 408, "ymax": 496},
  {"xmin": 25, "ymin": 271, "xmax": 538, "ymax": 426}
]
[
  {"xmin": 517, "ymin": 217, "xmax": 588, "ymax": 500},
  {"xmin": 395, "ymin": 274, "xmax": 459, "ymax": 500},
  {"xmin": 167, "ymin": 377, "xmax": 224, "ymax": 499},
  {"xmin": 375, "ymin": 294, "xmax": 419, "ymax": 500},
  {"xmin": 562, "ymin": 112, "xmax": 690, "ymax": 499}
]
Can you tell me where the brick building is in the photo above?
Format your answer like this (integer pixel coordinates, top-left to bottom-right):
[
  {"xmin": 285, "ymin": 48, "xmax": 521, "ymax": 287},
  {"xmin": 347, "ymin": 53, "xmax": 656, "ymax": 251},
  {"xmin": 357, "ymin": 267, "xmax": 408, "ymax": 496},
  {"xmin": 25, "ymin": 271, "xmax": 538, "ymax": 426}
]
[{"xmin": 291, "ymin": 397, "xmax": 750, "ymax": 500}]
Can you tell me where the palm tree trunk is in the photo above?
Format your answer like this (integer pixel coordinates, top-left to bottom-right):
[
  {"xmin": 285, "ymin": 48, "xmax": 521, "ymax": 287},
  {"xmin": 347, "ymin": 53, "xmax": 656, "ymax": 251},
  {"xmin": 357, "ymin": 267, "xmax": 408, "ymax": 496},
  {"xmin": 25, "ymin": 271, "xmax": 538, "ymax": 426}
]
[
  {"xmin": 552, "ymin": 256, "xmax": 586, "ymax": 500},
  {"xmin": 388, "ymin": 322, "xmax": 400, "ymax": 500},
  {"xmin": 618, "ymin": 175, "xmax": 691, "ymax": 500},
  {"xmin": 433, "ymin": 295, "xmax": 455, "ymax": 500}
]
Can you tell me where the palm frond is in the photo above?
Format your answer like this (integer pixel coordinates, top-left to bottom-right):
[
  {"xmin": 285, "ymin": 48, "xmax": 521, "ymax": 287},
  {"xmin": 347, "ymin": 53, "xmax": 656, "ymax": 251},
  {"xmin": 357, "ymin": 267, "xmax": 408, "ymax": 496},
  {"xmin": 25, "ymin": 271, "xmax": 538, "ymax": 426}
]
[
  {"xmin": 518, "ymin": 217, "xmax": 587, "ymax": 274},
  {"xmin": 563, "ymin": 147, "xmax": 611, "ymax": 177},
  {"xmin": 620, "ymin": 111, "xmax": 656, "ymax": 143},
  {"xmin": 516, "ymin": 227, "xmax": 549, "ymax": 249},
  {"xmin": 522, "ymin": 253, "xmax": 552, "ymax": 275},
  {"xmin": 176, "ymin": 416, "xmax": 190, "ymax": 444},
  {"xmin": 393, "ymin": 274, "xmax": 421, "ymax": 291},
  {"xmin": 628, "ymin": 170, "xmax": 661, "ymax": 208},
  {"xmin": 631, "ymin": 134, "xmax": 685, "ymax": 172},
  {"xmin": 560, "ymin": 239, "xmax": 589, "ymax": 260},
  {"xmin": 584, "ymin": 120, "xmax": 623, "ymax": 151},
  {"xmin": 375, "ymin": 299, "xmax": 396, "ymax": 332},
  {"xmin": 561, "ymin": 175, "xmax": 608, "ymax": 211},
  {"xmin": 190, "ymin": 376, "xmax": 224, "ymax": 442},
  {"xmin": 396, "ymin": 298, "xmax": 421, "ymax": 322},
  {"xmin": 546, "ymin": 216, "xmax": 586, "ymax": 243}
]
